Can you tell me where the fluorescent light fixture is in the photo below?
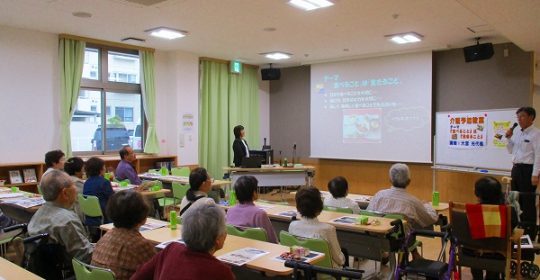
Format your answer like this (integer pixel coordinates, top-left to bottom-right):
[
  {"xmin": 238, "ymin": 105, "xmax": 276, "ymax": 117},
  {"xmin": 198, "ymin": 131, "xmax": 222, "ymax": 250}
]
[
  {"xmin": 288, "ymin": 0, "xmax": 334, "ymax": 11},
  {"xmin": 390, "ymin": 36, "xmax": 408, "ymax": 44},
  {"xmin": 386, "ymin": 32, "xmax": 423, "ymax": 44},
  {"xmin": 262, "ymin": 52, "xmax": 292, "ymax": 60},
  {"xmin": 145, "ymin": 27, "xmax": 187, "ymax": 40}
]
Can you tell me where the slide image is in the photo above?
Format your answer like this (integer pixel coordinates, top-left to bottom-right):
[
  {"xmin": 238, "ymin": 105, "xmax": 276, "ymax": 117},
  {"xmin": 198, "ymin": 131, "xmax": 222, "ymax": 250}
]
[{"xmin": 342, "ymin": 108, "xmax": 382, "ymax": 143}]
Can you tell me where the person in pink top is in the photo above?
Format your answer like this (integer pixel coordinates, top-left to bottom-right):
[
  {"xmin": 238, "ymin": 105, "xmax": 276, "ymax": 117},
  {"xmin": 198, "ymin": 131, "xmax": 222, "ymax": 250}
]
[{"xmin": 226, "ymin": 176, "xmax": 278, "ymax": 243}]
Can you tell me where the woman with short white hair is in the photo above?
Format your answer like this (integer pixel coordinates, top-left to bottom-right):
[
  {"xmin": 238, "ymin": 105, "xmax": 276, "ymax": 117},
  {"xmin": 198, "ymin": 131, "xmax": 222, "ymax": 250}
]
[{"xmin": 131, "ymin": 201, "xmax": 234, "ymax": 280}]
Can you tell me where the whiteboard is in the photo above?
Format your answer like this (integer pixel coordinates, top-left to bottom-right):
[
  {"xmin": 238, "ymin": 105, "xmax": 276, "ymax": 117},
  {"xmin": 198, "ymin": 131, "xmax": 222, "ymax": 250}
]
[{"xmin": 434, "ymin": 109, "xmax": 517, "ymax": 171}]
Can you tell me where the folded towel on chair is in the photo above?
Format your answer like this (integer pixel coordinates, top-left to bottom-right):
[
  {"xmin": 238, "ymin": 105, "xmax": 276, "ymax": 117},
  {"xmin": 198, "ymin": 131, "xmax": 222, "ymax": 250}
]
[{"xmin": 465, "ymin": 204, "xmax": 507, "ymax": 239}]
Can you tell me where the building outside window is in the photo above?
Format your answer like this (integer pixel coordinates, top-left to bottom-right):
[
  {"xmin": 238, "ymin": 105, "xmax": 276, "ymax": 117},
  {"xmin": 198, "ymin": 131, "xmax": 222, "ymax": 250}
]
[{"xmin": 71, "ymin": 46, "xmax": 144, "ymax": 153}]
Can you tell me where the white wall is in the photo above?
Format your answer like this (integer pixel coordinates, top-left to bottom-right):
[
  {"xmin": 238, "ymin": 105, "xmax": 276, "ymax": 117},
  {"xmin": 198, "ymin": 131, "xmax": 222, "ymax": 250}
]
[
  {"xmin": 154, "ymin": 50, "xmax": 200, "ymax": 165},
  {"xmin": 0, "ymin": 26, "xmax": 60, "ymax": 163},
  {"xmin": 0, "ymin": 25, "xmax": 271, "ymax": 166}
]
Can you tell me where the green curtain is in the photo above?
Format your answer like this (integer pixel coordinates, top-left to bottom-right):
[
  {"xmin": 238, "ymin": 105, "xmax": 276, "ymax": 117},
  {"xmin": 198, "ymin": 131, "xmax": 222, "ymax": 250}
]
[
  {"xmin": 228, "ymin": 66, "xmax": 260, "ymax": 161},
  {"xmin": 59, "ymin": 38, "xmax": 85, "ymax": 157},
  {"xmin": 140, "ymin": 50, "xmax": 160, "ymax": 154},
  {"xmin": 199, "ymin": 61, "xmax": 230, "ymax": 178},
  {"xmin": 199, "ymin": 60, "xmax": 260, "ymax": 178}
]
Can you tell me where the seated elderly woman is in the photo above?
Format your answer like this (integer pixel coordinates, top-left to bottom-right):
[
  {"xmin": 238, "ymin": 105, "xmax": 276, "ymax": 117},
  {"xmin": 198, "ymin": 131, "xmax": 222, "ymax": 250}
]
[
  {"xmin": 289, "ymin": 187, "xmax": 345, "ymax": 268},
  {"xmin": 64, "ymin": 157, "xmax": 85, "ymax": 193},
  {"xmin": 226, "ymin": 175, "xmax": 278, "ymax": 243},
  {"xmin": 83, "ymin": 157, "xmax": 114, "ymax": 226},
  {"xmin": 91, "ymin": 191, "xmax": 156, "ymax": 280},
  {"xmin": 178, "ymin": 167, "xmax": 215, "ymax": 217},
  {"xmin": 131, "ymin": 201, "xmax": 234, "ymax": 280}
]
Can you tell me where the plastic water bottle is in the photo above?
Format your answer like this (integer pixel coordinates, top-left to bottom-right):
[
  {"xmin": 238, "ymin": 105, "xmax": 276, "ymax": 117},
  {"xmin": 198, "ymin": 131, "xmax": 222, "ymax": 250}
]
[
  {"xmin": 160, "ymin": 166, "xmax": 168, "ymax": 176},
  {"xmin": 229, "ymin": 190, "xmax": 237, "ymax": 206},
  {"xmin": 432, "ymin": 191, "xmax": 440, "ymax": 207},
  {"xmin": 169, "ymin": 210, "xmax": 177, "ymax": 230}
]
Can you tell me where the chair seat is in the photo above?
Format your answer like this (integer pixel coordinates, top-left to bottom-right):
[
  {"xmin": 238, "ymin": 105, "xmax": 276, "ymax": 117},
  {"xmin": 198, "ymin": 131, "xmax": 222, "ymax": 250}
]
[{"xmin": 405, "ymin": 259, "xmax": 448, "ymax": 278}]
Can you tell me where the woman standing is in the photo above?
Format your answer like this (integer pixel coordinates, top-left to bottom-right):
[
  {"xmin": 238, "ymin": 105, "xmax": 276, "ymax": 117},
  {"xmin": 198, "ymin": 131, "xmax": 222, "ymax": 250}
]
[{"xmin": 232, "ymin": 125, "xmax": 249, "ymax": 167}]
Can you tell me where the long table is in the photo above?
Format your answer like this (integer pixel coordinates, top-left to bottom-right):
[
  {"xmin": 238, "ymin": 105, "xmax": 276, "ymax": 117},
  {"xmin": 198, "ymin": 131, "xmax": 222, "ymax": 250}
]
[
  {"xmin": 223, "ymin": 166, "xmax": 315, "ymax": 188},
  {"xmin": 100, "ymin": 219, "xmax": 323, "ymax": 277},
  {"xmin": 319, "ymin": 191, "xmax": 372, "ymax": 209},
  {"xmin": 0, "ymin": 257, "xmax": 43, "ymax": 280},
  {"xmin": 0, "ymin": 186, "xmax": 170, "ymax": 223},
  {"xmin": 251, "ymin": 202, "xmax": 402, "ymax": 280},
  {"xmin": 138, "ymin": 173, "xmax": 230, "ymax": 187}
]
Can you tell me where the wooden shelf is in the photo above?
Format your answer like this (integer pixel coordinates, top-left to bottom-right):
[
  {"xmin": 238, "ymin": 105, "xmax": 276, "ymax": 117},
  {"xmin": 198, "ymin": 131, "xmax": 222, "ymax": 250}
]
[
  {"xmin": 0, "ymin": 162, "xmax": 43, "ymax": 194},
  {"xmin": 0, "ymin": 155, "xmax": 176, "ymax": 193}
]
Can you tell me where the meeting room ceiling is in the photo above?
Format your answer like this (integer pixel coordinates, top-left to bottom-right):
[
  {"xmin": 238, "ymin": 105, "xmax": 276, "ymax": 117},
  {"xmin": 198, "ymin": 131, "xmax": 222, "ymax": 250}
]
[{"xmin": 0, "ymin": 0, "xmax": 538, "ymax": 68}]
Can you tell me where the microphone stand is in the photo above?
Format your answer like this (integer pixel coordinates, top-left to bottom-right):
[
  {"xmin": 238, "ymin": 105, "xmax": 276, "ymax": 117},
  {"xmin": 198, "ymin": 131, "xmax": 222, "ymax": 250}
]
[{"xmin": 292, "ymin": 144, "xmax": 297, "ymax": 165}]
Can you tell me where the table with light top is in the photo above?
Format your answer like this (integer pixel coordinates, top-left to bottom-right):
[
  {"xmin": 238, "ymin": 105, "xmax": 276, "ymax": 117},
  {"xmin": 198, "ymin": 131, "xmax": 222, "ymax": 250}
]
[
  {"xmin": 223, "ymin": 166, "xmax": 315, "ymax": 188},
  {"xmin": 0, "ymin": 256, "xmax": 44, "ymax": 280},
  {"xmin": 138, "ymin": 173, "xmax": 230, "ymax": 188},
  {"xmin": 0, "ymin": 186, "xmax": 169, "ymax": 223},
  {"xmin": 252, "ymin": 202, "xmax": 403, "ymax": 280},
  {"xmin": 101, "ymin": 218, "xmax": 324, "ymax": 277}
]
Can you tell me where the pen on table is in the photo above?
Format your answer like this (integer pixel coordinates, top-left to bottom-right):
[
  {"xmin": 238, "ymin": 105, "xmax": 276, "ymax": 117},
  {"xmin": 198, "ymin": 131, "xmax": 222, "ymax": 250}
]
[{"xmin": 479, "ymin": 169, "xmax": 488, "ymax": 173}]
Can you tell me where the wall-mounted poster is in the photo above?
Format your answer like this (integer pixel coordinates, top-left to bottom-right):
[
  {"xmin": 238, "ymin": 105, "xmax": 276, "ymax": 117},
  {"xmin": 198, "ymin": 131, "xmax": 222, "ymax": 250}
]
[{"xmin": 447, "ymin": 113, "xmax": 487, "ymax": 149}]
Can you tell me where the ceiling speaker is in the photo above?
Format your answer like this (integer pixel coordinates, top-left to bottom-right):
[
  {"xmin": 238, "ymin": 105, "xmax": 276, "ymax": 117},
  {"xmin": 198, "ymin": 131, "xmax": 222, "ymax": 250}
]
[
  {"xmin": 261, "ymin": 68, "xmax": 281, "ymax": 80},
  {"xmin": 463, "ymin": 43, "xmax": 494, "ymax": 62}
]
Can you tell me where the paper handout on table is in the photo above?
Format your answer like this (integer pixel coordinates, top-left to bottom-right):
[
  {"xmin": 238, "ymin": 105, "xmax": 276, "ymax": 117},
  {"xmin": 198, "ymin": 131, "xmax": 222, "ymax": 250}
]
[
  {"xmin": 155, "ymin": 238, "xmax": 185, "ymax": 250},
  {"xmin": 217, "ymin": 247, "xmax": 269, "ymax": 266}
]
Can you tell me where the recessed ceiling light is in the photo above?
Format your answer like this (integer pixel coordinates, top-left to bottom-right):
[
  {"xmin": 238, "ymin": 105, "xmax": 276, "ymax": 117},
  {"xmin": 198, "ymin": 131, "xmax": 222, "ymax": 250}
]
[
  {"xmin": 145, "ymin": 27, "xmax": 187, "ymax": 40},
  {"xmin": 72, "ymin": 11, "xmax": 92, "ymax": 18},
  {"xmin": 288, "ymin": 0, "xmax": 334, "ymax": 11},
  {"xmin": 386, "ymin": 32, "xmax": 423, "ymax": 44},
  {"xmin": 261, "ymin": 52, "xmax": 292, "ymax": 60}
]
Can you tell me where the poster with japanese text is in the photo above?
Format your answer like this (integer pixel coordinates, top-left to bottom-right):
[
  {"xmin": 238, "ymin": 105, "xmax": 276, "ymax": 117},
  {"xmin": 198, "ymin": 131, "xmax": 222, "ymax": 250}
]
[
  {"xmin": 492, "ymin": 121, "xmax": 511, "ymax": 148},
  {"xmin": 448, "ymin": 113, "xmax": 487, "ymax": 149}
]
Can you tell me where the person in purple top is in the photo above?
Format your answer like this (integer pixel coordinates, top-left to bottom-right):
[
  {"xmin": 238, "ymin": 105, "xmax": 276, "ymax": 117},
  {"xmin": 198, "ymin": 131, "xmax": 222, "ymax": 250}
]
[
  {"xmin": 225, "ymin": 176, "xmax": 278, "ymax": 243},
  {"xmin": 115, "ymin": 145, "xmax": 142, "ymax": 185}
]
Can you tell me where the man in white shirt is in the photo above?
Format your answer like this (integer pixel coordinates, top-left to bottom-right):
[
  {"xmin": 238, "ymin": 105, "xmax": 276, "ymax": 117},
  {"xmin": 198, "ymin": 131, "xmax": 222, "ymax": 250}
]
[
  {"xmin": 505, "ymin": 106, "xmax": 540, "ymax": 229},
  {"xmin": 367, "ymin": 163, "xmax": 438, "ymax": 260},
  {"xmin": 367, "ymin": 163, "xmax": 438, "ymax": 229}
]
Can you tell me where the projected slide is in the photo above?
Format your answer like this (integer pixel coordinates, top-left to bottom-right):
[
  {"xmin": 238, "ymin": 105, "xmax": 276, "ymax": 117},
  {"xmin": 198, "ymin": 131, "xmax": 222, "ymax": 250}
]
[{"xmin": 310, "ymin": 52, "xmax": 432, "ymax": 163}]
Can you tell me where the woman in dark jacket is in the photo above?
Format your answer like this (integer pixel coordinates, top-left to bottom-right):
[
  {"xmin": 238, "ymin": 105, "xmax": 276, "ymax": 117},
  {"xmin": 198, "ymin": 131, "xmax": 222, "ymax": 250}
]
[{"xmin": 232, "ymin": 125, "xmax": 249, "ymax": 167}]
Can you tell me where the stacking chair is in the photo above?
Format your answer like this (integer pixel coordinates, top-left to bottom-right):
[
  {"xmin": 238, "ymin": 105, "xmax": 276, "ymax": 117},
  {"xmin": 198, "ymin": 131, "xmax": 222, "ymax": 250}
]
[
  {"xmin": 72, "ymin": 258, "xmax": 115, "ymax": 280},
  {"xmin": 449, "ymin": 201, "xmax": 522, "ymax": 279},
  {"xmin": 226, "ymin": 224, "xmax": 268, "ymax": 242},
  {"xmin": 77, "ymin": 194, "xmax": 104, "ymax": 240},
  {"xmin": 77, "ymin": 194, "xmax": 104, "ymax": 224},
  {"xmin": 323, "ymin": 206, "xmax": 354, "ymax": 214},
  {"xmin": 280, "ymin": 231, "xmax": 364, "ymax": 279},
  {"xmin": 358, "ymin": 209, "xmax": 385, "ymax": 217},
  {"xmin": 158, "ymin": 182, "xmax": 189, "ymax": 208},
  {"xmin": 279, "ymin": 231, "xmax": 333, "ymax": 268},
  {"xmin": 171, "ymin": 167, "xmax": 190, "ymax": 177}
]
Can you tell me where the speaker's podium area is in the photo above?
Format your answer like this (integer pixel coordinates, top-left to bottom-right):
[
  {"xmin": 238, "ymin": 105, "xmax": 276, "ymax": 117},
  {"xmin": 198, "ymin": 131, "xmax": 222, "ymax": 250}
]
[{"xmin": 224, "ymin": 155, "xmax": 315, "ymax": 199}]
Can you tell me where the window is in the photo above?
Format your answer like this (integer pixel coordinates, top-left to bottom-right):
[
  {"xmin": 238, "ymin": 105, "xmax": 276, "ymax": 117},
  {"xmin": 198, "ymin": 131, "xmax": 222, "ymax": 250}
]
[
  {"xmin": 115, "ymin": 106, "xmax": 134, "ymax": 122},
  {"xmin": 70, "ymin": 45, "xmax": 144, "ymax": 153}
]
